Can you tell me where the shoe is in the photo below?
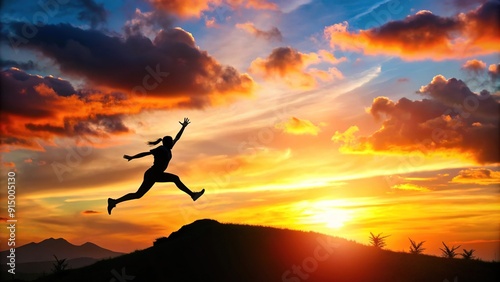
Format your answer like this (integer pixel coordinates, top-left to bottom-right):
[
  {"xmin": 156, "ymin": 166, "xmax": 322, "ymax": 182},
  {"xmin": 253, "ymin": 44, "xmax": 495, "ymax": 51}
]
[
  {"xmin": 107, "ymin": 198, "xmax": 116, "ymax": 215},
  {"xmin": 192, "ymin": 189, "xmax": 205, "ymax": 201}
]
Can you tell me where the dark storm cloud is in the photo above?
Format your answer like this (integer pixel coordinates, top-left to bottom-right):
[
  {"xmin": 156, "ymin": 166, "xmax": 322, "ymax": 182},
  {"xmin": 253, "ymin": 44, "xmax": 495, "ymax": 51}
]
[
  {"xmin": 73, "ymin": 0, "xmax": 108, "ymax": 28},
  {"xmin": 0, "ymin": 59, "xmax": 39, "ymax": 71},
  {"xmin": 2, "ymin": 22, "xmax": 254, "ymax": 108},
  {"xmin": 0, "ymin": 0, "xmax": 107, "ymax": 28}
]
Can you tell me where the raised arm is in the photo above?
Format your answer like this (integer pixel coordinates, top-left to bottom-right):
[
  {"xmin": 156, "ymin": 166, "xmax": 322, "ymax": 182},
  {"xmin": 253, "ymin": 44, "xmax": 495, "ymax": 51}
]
[
  {"xmin": 172, "ymin": 117, "xmax": 190, "ymax": 147},
  {"xmin": 123, "ymin": 151, "xmax": 151, "ymax": 161}
]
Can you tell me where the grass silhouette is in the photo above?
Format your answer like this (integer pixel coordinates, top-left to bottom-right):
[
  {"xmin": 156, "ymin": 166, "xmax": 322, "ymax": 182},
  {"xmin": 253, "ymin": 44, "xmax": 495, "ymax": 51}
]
[
  {"xmin": 51, "ymin": 255, "xmax": 68, "ymax": 274},
  {"xmin": 461, "ymin": 249, "xmax": 476, "ymax": 260},
  {"xmin": 368, "ymin": 232, "xmax": 390, "ymax": 249},
  {"xmin": 409, "ymin": 238, "xmax": 426, "ymax": 255},
  {"xmin": 440, "ymin": 242, "xmax": 461, "ymax": 258}
]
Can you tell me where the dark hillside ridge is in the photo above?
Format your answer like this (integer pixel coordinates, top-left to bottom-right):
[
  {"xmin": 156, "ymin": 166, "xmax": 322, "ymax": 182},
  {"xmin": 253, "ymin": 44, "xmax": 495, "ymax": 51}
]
[{"xmin": 30, "ymin": 219, "xmax": 499, "ymax": 282}]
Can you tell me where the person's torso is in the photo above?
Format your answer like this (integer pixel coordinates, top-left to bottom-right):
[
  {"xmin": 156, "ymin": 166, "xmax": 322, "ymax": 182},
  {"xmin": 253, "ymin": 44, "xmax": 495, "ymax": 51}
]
[{"xmin": 151, "ymin": 146, "xmax": 172, "ymax": 171}]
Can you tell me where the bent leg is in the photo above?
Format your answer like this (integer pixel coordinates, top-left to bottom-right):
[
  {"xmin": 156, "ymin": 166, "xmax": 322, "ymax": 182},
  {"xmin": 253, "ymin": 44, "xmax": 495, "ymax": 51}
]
[
  {"xmin": 115, "ymin": 179, "xmax": 155, "ymax": 204},
  {"xmin": 156, "ymin": 172, "xmax": 195, "ymax": 197}
]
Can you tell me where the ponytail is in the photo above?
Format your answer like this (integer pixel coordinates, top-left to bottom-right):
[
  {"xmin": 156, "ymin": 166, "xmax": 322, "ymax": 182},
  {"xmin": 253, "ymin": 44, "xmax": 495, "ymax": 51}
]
[{"xmin": 147, "ymin": 138, "xmax": 162, "ymax": 146}]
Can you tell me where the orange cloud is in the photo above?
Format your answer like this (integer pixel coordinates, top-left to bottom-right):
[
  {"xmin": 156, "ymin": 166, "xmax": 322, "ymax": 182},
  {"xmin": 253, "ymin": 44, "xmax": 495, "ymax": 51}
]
[
  {"xmin": 250, "ymin": 47, "xmax": 319, "ymax": 88},
  {"xmin": 2, "ymin": 162, "xmax": 16, "ymax": 168},
  {"xmin": 332, "ymin": 75, "xmax": 499, "ymax": 164},
  {"xmin": 149, "ymin": 0, "xmax": 214, "ymax": 18},
  {"xmin": 236, "ymin": 22, "xmax": 282, "ymax": 41},
  {"xmin": 0, "ymin": 69, "xmax": 138, "ymax": 151},
  {"xmin": 391, "ymin": 183, "xmax": 431, "ymax": 192},
  {"xmin": 451, "ymin": 168, "xmax": 500, "ymax": 185},
  {"xmin": 488, "ymin": 64, "xmax": 499, "ymax": 74},
  {"xmin": 317, "ymin": 49, "xmax": 347, "ymax": 65},
  {"xmin": 332, "ymin": 126, "xmax": 360, "ymax": 149},
  {"xmin": 0, "ymin": 68, "xmax": 250, "ymax": 151},
  {"xmin": 324, "ymin": 1, "xmax": 499, "ymax": 60},
  {"xmin": 150, "ymin": 0, "xmax": 277, "ymax": 18},
  {"xmin": 309, "ymin": 67, "xmax": 344, "ymax": 81},
  {"xmin": 488, "ymin": 64, "xmax": 499, "ymax": 81},
  {"xmin": 82, "ymin": 210, "xmax": 101, "ymax": 215},
  {"xmin": 277, "ymin": 117, "xmax": 321, "ymax": 135},
  {"xmin": 462, "ymin": 59, "xmax": 487, "ymax": 74},
  {"xmin": 1, "ymin": 67, "xmax": 247, "ymax": 152},
  {"xmin": 250, "ymin": 47, "xmax": 343, "ymax": 89},
  {"xmin": 205, "ymin": 16, "xmax": 218, "ymax": 27}
]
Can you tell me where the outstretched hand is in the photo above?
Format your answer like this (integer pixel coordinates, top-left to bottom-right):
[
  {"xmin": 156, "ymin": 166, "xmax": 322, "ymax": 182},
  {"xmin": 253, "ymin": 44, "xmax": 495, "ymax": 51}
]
[
  {"xmin": 123, "ymin": 155, "xmax": 133, "ymax": 161},
  {"xmin": 179, "ymin": 117, "xmax": 190, "ymax": 127}
]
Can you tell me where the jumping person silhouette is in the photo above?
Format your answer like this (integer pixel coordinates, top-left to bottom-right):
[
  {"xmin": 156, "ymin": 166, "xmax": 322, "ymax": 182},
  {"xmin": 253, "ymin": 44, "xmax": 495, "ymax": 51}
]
[{"xmin": 107, "ymin": 117, "xmax": 204, "ymax": 215}]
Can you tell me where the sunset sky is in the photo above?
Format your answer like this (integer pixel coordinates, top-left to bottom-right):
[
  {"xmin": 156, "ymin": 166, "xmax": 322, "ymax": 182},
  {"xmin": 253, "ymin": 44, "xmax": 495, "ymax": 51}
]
[{"xmin": 1, "ymin": 0, "xmax": 499, "ymax": 261}]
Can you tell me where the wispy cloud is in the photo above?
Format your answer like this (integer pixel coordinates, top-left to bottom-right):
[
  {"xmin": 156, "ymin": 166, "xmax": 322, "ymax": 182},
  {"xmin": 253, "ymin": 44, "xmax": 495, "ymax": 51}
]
[
  {"xmin": 277, "ymin": 117, "xmax": 321, "ymax": 135},
  {"xmin": 236, "ymin": 22, "xmax": 283, "ymax": 41},
  {"xmin": 451, "ymin": 168, "xmax": 500, "ymax": 185},
  {"xmin": 391, "ymin": 183, "xmax": 431, "ymax": 192}
]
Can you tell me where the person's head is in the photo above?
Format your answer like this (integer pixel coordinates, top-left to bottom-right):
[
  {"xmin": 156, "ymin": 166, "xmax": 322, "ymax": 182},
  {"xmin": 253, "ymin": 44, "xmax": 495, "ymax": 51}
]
[
  {"xmin": 148, "ymin": 136, "xmax": 173, "ymax": 148},
  {"xmin": 162, "ymin": 136, "xmax": 173, "ymax": 148}
]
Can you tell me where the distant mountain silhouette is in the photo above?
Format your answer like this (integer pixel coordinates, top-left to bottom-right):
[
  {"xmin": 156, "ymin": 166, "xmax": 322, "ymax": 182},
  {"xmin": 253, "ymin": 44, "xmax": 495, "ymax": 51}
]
[
  {"xmin": 0, "ymin": 238, "xmax": 124, "ymax": 281},
  {"xmin": 17, "ymin": 219, "xmax": 500, "ymax": 282},
  {"xmin": 0, "ymin": 237, "xmax": 124, "ymax": 263}
]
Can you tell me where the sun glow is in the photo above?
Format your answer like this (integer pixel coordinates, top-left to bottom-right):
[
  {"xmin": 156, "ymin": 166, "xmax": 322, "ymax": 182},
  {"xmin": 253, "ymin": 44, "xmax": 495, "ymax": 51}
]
[
  {"xmin": 312, "ymin": 208, "xmax": 351, "ymax": 229},
  {"xmin": 296, "ymin": 200, "xmax": 354, "ymax": 230}
]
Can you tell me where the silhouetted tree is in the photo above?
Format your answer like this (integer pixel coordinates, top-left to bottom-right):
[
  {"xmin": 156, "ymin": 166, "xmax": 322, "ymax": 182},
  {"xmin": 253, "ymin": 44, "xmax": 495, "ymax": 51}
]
[
  {"xmin": 439, "ymin": 242, "xmax": 461, "ymax": 258},
  {"xmin": 51, "ymin": 255, "xmax": 68, "ymax": 274},
  {"xmin": 369, "ymin": 232, "xmax": 390, "ymax": 249},
  {"xmin": 461, "ymin": 249, "xmax": 476, "ymax": 260},
  {"xmin": 408, "ymin": 238, "xmax": 425, "ymax": 254}
]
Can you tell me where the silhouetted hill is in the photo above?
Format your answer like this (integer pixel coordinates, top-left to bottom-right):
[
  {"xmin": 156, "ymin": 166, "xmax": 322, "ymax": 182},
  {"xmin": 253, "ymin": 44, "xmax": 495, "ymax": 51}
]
[{"xmin": 27, "ymin": 219, "xmax": 499, "ymax": 282}]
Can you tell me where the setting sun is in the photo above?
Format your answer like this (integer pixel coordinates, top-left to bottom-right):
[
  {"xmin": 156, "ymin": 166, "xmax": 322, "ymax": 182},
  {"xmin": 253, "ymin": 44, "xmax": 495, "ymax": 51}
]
[
  {"xmin": 315, "ymin": 208, "xmax": 351, "ymax": 229},
  {"xmin": 296, "ymin": 200, "xmax": 354, "ymax": 230}
]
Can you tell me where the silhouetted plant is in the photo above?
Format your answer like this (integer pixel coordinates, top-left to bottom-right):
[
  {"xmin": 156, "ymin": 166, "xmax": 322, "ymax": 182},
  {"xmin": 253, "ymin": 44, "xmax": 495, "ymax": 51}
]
[
  {"xmin": 369, "ymin": 232, "xmax": 390, "ymax": 249},
  {"xmin": 439, "ymin": 242, "xmax": 461, "ymax": 258},
  {"xmin": 408, "ymin": 238, "xmax": 425, "ymax": 254},
  {"xmin": 51, "ymin": 255, "xmax": 68, "ymax": 274},
  {"xmin": 461, "ymin": 248, "xmax": 476, "ymax": 260}
]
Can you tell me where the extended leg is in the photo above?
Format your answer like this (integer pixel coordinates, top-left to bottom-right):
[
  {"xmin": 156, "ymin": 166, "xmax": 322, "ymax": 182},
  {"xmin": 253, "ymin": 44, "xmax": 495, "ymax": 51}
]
[
  {"xmin": 108, "ymin": 178, "xmax": 155, "ymax": 215},
  {"xmin": 157, "ymin": 172, "xmax": 204, "ymax": 200},
  {"xmin": 156, "ymin": 172, "xmax": 194, "ymax": 196}
]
